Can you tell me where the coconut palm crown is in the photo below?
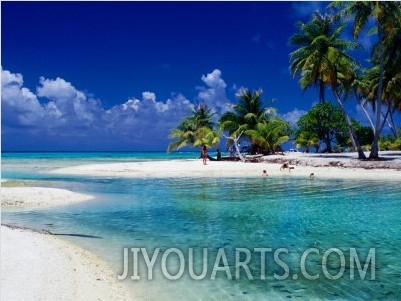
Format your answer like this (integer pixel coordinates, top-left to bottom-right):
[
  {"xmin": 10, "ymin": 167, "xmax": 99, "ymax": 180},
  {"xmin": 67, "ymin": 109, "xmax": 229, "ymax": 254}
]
[{"xmin": 167, "ymin": 103, "xmax": 219, "ymax": 152}]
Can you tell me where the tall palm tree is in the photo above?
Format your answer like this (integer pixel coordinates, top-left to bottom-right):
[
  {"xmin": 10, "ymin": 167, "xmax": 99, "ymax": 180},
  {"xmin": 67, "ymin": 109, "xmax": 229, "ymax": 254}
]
[
  {"xmin": 382, "ymin": 16, "xmax": 401, "ymax": 138},
  {"xmin": 289, "ymin": 12, "xmax": 366, "ymax": 159},
  {"xmin": 167, "ymin": 103, "xmax": 219, "ymax": 152},
  {"xmin": 328, "ymin": 46, "xmax": 367, "ymax": 159},
  {"xmin": 331, "ymin": 1, "xmax": 401, "ymax": 158},
  {"xmin": 290, "ymin": 12, "xmax": 332, "ymax": 102},
  {"xmin": 356, "ymin": 59, "xmax": 401, "ymax": 140}
]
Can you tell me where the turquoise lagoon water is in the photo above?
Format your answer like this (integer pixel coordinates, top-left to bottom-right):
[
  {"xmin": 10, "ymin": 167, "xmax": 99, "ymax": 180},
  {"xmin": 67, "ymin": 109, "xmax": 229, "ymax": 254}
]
[{"xmin": 2, "ymin": 152, "xmax": 401, "ymax": 300}]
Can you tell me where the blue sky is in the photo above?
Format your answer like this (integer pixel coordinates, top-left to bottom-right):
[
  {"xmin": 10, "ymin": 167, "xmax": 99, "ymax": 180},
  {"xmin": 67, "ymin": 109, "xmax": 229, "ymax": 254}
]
[{"xmin": 1, "ymin": 1, "xmax": 376, "ymax": 151}]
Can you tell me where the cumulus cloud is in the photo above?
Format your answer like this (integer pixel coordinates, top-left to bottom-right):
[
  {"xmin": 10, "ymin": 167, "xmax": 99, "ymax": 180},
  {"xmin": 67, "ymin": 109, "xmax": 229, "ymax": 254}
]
[
  {"xmin": 280, "ymin": 108, "xmax": 307, "ymax": 127},
  {"xmin": 201, "ymin": 69, "xmax": 226, "ymax": 90},
  {"xmin": 1, "ymin": 70, "xmax": 45, "ymax": 126},
  {"xmin": 197, "ymin": 69, "xmax": 229, "ymax": 114},
  {"xmin": 37, "ymin": 77, "xmax": 81, "ymax": 101},
  {"xmin": 1, "ymin": 69, "xmax": 193, "ymax": 150}
]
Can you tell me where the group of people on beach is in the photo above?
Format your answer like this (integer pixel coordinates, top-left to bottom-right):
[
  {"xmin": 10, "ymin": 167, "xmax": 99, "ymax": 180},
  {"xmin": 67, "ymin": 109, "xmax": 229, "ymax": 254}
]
[
  {"xmin": 263, "ymin": 163, "xmax": 314, "ymax": 178},
  {"xmin": 201, "ymin": 146, "xmax": 221, "ymax": 165},
  {"xmin": 262, "ymin": 163, "xmax": 293, "ymax": 177},
  {"xmin": 201, "ymin": 146, "xmax": 314, "ymax": 178}
]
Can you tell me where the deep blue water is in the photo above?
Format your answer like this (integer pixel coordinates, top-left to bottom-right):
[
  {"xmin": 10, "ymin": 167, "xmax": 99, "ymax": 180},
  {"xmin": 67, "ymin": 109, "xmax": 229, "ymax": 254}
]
[{"xmin": 2, "ymin": 152, "xmax": 401, "ymax": 300}]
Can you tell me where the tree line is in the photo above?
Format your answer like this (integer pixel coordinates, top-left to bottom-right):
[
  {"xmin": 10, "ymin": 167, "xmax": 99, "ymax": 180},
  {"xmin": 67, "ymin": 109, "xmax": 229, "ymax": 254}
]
[{"xmin": 168, "ymin": 1, "xmax": 401, "ymax": 160}]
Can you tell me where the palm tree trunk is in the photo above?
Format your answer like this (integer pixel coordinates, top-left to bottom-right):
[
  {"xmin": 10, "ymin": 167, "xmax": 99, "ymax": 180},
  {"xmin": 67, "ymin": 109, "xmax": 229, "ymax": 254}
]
[
  {"xmin": 334, "ymin": 91, "xmax": 367, "ymax": 159},
  {"xmin": 379, "ymin": 106, "xmax": 391, "ymax": 135},
  {"xmin": 388, "ymin": 107, "xmax": 399, "ymax": 139},
  {"xmin": 369, "ymin": 28, "xmax": 385, "ymax": 160},
  {"xmin": 233, "ymin": 141, "xmax": 245, "ymax": 162},
  {"xmin": 224, "ymin": 130, "xmax": 246, "ymax": 162},
  {"xmin": 319, "ymin": 80, "xmax": 325, "ymax": 103},
  {"xmin": 357, "ymin": 98, "xmax": 375, "ymax": 130},
  {"xmin": 325, "ymin": 131, "xmax": 332, "ymax": 153}
]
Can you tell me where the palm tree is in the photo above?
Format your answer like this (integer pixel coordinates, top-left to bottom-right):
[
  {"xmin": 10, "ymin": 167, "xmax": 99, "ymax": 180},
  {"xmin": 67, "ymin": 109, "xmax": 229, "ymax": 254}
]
[
  {"xmin": 289, "ymin": 12, "xmax": 366, "ymax": 159},
  {"xmin": 328, "ymin": 45, "xmax": 368, "ymax": 159},
  {"xmin": 167, "ymin": 103, "xmax": 219, "ymax": 152},
  {"xmin": 220, "ymin": 88, "xmax": 269, "ymax": 133},
  {"xmin": 193, "ymin": 126, "xmax": 220, "ymax": 149},
  {"xmin": 220, "ymin": 88, "xmax": 272, "ymax": 156},
  {"xmin": 331, "ymin": 1, "xmax": 401, "ymax": 158},
  {"xmin": 382, "ymin": 18, "xmax": 401, "ymax": 138},
  {"xmin": 289, "ymin": 12, "xmax": 335, "ymax": 102},
  {"xmin": 247, "ymin": 117, "xmax": 292, "ymax": 154},
  {"xmin": 295, "ymin": 132, "xmax": 320, "ymax": 153}
]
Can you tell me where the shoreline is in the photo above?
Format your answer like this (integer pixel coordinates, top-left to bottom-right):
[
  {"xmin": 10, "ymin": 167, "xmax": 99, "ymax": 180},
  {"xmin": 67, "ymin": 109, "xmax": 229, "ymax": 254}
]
[
  {"xmin": 1, "ymin": 186, "xmax": 132, "ymax": 300},
  {"xmin": 1, "ymin": 224, "xmax": 131, "ymax": 301},
  {"xmin": 49, "ymin": 151, "xmax": 401, "ymax": 181}
]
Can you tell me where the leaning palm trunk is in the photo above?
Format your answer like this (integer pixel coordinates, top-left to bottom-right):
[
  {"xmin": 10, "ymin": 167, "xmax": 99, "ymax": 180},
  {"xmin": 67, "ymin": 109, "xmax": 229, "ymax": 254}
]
[
  {"xmin": 224, "ymin": 130, "xmax": 246, "ymax": 162},
  {"xmin": 233, "ymin": 140, "xmax": 245, "ymax": 162},
  {"xmin": 356, "ymin": 96, "xmax": 375, "ymax": 131},
  {"xmin": 382, "ymin": 108, "xmax": 399, "ymax": 139},
  {"xmin": 370, "ymin": 30, "xmax": 386, "ymax": 160},
  {"xmin": 334, "ymin": 91, "xmax": 366, "ymax": 159},
  {"xmin": 388, "ymin": 108, "xmax": 399, "ymax": 139}
]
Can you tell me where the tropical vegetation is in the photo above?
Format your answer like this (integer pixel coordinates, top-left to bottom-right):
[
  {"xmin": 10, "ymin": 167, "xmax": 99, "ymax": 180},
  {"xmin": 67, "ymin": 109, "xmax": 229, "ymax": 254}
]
[
  {"xmin": 295, "ymin": 102, "xmax": 347, "ymax": 153},
  {"xmin": 167, "ymin": 103, "xmax": 220, "ymax": 152},
  {"xmin": 219, "ymin": 89, "xmax": 290, "ymax": 157},
  {"xmin": 331, "ymin": 1, "xmax": 401, "ymax": 158},
  {"xmin": 168, "ymin": 1, "xmax": 401, "ymax": 159},
  {"xmin": 289, "ymin": 11, "xmax": 366, "ymax": 159},
  {"xmin": 168, "ymin": 89, "xmax": 291, "ymax": 159}
]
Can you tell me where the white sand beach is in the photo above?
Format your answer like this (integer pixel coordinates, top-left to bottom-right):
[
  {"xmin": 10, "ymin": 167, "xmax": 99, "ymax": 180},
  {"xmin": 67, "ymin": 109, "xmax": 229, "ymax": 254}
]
[
  {"xmin": 1, "ymin": 187, "xmax": 131, "ymax": 300},
  {"xmin": 50, "ymin": 151, "xmax": 401, "ymax": 181},
  {"xmin": 1, "ymin": 225, "xmax": 131, "ymax": 301},
  {"xmin": 1, "ymin": 187, "xmax": 94, "ymax": 207}
]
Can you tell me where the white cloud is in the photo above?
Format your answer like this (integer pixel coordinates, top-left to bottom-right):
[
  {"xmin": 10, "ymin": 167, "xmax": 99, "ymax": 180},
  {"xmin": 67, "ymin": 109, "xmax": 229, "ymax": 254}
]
[
  {"xmin": 45, "ymin": 101, "xmax": 63, "ymax": 119},
  {"xmin": 1, "ymin": 69, "xmax": 24, "ymax": 86},
  {"xmin": 2, "ymin": 69, "xmax": 194, "ymax": 150},
  {"xmin": 197, "ymin": 69, "xmax": 229, "ymax": 114},
  {"xmin": 121, "ymin": 99, "xmax": 140, "ymax": 111},
  {"xmin": 280, "ymin": 108, "xmax": 307, "ymax": 127},
  {"xmin": 142, "ymin": 91, "xmax": 156, "ymax": 102},
  {"xmin": 201, "ymin": 69, "xmax": 226, "ymax": 90},
  {"xmin": 36, "ymin": 76, "xmax": 104, "ymax": 127},
  {"xmin": 2, "ymin": 68, "xmax": 233, "ymax": 150},
  {"xmin": 37, "ymin": 77, "xmax": 81, "ymax": 101},
  {"xmin": 1, "ymin": 69, "xmax": 45, "ymax": 125}
]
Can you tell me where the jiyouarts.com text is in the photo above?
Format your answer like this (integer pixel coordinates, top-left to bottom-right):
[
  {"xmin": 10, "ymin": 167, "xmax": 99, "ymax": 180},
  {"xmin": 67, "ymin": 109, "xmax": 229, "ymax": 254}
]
[{"xmin": 118, "ymin": 247, "xmax": 375, "ymax": 281}]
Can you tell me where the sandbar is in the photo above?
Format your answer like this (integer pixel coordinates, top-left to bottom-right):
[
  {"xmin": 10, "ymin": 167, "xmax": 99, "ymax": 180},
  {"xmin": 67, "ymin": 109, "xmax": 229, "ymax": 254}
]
[
  {"xmin": 1, "ymin": 187, "xmax": 93, "ymax": 207},
  {"xmin": 50, "ymin": 151, "xmax": 401, "ymax": 181}
]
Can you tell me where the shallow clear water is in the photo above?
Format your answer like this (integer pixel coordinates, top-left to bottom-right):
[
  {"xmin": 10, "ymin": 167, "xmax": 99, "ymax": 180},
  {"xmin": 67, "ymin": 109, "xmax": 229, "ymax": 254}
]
[{"xmin": 2, "ymin": 152, "xmax": 401, "ymax": 300}]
